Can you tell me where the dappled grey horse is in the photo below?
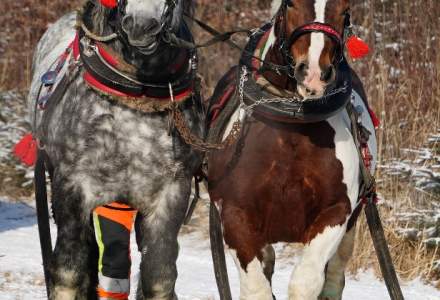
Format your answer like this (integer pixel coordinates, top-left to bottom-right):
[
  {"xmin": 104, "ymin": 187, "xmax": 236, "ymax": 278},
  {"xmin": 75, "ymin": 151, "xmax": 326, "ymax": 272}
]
[{"xmin": 28, "ymin": 0, "xmax": 202, "ymax": 299}]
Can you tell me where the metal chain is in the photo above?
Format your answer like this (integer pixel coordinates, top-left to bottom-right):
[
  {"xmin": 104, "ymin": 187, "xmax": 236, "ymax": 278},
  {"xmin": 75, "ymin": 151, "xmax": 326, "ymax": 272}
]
[
  {"xmin": 168, "ymin": 83, "xmax": 242, "ymax": 152},
  {"xmin": 172, "ymin": 106, "xmax": 241, "ymax": 151},
  {"xmin": 238, "ymin": 65, "xmax": 303, "ymax": 113},
  {"xmin": 171, "ymin": 65, "xmax": 348, "ymax": 153},
  {"xmin": 238, "ymin": 65, "xmax": 349, "ymax": 115}
]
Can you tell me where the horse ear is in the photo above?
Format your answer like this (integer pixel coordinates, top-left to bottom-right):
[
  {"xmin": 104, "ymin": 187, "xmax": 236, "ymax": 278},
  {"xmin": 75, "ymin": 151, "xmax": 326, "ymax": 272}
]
[{"xmin": 100, "ymin": 0, "xmax": 118, "ymax": 9}]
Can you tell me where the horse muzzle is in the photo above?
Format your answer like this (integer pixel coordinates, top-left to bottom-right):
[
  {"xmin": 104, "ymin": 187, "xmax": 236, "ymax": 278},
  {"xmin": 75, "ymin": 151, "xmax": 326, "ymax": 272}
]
[{"xmin": 121, "ymin": 15, "xmax": 162, "ymax": 55}]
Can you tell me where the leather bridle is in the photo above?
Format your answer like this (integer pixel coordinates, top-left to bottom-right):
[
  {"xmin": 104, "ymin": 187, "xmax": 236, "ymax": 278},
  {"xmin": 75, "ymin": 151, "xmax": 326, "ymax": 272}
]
[
  {"xmin": 277, "ymin": 0, "xmax": 351, "ymax": 78},
  {"xmin": 96, "ymin": 0, "xmax": 181, "ymax": 53}
]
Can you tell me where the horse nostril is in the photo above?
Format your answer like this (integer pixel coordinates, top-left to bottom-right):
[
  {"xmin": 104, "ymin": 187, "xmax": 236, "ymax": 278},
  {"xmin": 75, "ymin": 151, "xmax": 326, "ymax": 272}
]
[
  {"xmin": 297, "ymin": 62, "xmax": 307, "ymax": 74},
  {"xmin": 295, "ymin": 62, "xmax": 308, "ymax": 81},
  {"xmin": 321, "ymin": 65, "xmax": 335, "ymax": 83},
  {"xmin": 143, "ymin": 18, "xmax": 161, "ymax": 34},
  {"xmin": 305, "ymin": 88, "xmax": 316, "ymax": 96},
  {"xmin": 121, "ymin": 15, "xmax": 134, "ymax": 33}
]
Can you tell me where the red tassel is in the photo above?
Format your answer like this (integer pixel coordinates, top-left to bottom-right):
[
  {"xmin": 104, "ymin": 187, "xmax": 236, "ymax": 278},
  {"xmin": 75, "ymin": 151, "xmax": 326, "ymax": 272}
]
[
  {"xmin": 368, "ymin": 107, "xmax": 381, "ymax": 130},
  {"xmin": 100, "ymin": 0, "xmax": 117, "ymax": 8},
  {"xmin": 13, "ymin": 133, "xmax": 37, "ymax": 167},
  {"xmin": 346, "ymin": 35, "xmax": 370, "ymax": 59}
]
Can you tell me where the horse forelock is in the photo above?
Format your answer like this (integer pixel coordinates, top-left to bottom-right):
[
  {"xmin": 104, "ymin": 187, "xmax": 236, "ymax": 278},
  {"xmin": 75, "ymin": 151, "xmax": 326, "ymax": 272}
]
[
  {"xmin": 271, "ymin": 0, "xmax": 282, "ymax": 16},
  {"xmin": 91, "ymin": 3, "xmax": 111, "ymax": 35}
]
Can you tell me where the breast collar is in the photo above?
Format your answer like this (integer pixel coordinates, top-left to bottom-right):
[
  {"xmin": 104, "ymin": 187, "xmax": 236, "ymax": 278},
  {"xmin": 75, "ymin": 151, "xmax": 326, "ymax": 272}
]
[{"xmin": 73, "ymin": 28, "xmax": 194, "ymax": 102}]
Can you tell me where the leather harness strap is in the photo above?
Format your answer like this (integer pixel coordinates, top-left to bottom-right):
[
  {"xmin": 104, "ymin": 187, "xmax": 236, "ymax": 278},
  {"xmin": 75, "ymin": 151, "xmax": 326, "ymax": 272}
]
[{"xmin": 76, "ymin": 31, "xmax": 194, "ymax": 101}]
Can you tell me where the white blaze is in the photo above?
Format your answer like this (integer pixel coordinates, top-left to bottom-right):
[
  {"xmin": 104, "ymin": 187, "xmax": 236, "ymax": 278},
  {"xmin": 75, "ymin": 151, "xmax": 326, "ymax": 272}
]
[
  {"xmin": 309, "ymin": 0, "xmax": 328, "ymax": 72},
  {"xmin": 125, "ymin": 0, "xmax": 166, "ymax": 21},
  {"xmin": 261, "ymin": 27, "xmax": 277, "ymax": 61}
]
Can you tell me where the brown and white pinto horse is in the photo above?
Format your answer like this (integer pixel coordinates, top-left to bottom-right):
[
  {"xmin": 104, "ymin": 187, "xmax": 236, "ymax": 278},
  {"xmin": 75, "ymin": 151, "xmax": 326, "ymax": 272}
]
[{"xmin": 207, "ymin": 0, "xmax": 377, "ymax": 299}]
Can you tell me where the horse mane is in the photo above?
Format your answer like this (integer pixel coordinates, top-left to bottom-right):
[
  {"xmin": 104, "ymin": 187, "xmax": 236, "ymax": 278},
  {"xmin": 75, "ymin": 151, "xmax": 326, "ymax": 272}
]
[
  {"xmin": 183, "ymin": 0, "xmax": 195, "ymax": 18},
  {"xmin": 91, "ymin": 2, "xmax": 110, "ymax": 35},
  {"xmin": 271, "ymin": 0, "xmax": 283, "ymax": 16}
]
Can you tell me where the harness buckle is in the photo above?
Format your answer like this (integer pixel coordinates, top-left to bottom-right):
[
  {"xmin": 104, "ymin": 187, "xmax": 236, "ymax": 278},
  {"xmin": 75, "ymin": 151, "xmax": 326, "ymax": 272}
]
[{"xmin": 80, "ymin": 37, "xmax": 96, "ymax": 57}]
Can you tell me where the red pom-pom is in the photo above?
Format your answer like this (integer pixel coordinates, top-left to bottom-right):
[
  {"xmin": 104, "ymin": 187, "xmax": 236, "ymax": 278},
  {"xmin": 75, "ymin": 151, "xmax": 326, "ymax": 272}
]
[
  {"xmin": 100, "ymin": 0, "xmax": 117, "ymax": 8},
  {"xmin": 13, "ymin": 133, "xmax": 37, "ymax": 166},
  {"xmin": 368, "ymin": 107, "xmax": 381, "ymax": 130},
  {"xmin": 346, "ymin": 35, "xmax": 370, "ymax": 59}
]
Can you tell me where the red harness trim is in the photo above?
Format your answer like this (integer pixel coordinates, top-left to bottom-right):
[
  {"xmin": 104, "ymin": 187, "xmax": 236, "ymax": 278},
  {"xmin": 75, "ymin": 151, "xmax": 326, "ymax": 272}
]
[
  {"xmin": 73, "ymin": 33, "xmax": 80, "ymax": 59},
  {"xmin": 97, "ymin": 43, "xmax": 119, "ymax": 67},
  {"xmin": 210, "ymin": 84, "xmax": 236, "ymax": 126},
  {"xmin": 300, "ymin": 23, "xmax": 342, "ymax": 41}
]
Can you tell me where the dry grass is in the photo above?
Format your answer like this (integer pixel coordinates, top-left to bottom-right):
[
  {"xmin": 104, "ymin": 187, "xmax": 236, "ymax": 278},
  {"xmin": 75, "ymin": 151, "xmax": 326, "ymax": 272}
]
[
  {"xmin": 346, "ymin": 0, "xmax": 440, "ymax": 284},
  {"xmin": 1, "ymin": 0, "xmax": 439, "ymax": 284},
  {"xmin": 350, "ymin": 210, "xmax": 440, "ymax": 286}
]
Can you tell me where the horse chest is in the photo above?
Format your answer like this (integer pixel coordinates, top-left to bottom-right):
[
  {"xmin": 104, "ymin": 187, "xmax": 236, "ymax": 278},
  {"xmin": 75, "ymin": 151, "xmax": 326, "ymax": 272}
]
[
  {"xmin": 210, "ymin": 113, "xmax": 360, "ymax": 244},
  {"xmin": 42, "ymin": 84, "xmax": 199, "ymax": 207}
]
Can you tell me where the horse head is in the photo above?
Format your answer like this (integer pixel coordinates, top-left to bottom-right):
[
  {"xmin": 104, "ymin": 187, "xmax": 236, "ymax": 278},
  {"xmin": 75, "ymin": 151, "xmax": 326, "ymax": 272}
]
[
  {"xmin": 271, "ymin": 0, "xmax": 350, "ymax": 99},
  {"xmin": 95, "ymin": 0, "xmax": 186, "ymax": 55}
]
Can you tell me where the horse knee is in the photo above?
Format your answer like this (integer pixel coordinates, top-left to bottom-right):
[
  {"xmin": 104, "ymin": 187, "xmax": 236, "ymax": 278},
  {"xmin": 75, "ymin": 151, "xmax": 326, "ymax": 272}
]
[
  {"xmin": 51, "ymin": 286, "xmax": 77, "ymax": 300},
  {"xmin": 289, "ymin": 224, "xmax": 347, "ymax": 300},
  {"xmin": 50, "ymin": 269, "xmax": 79, "ymax": 300},
  {"xmin": 289, "ymin": 261, "xmax": 326, "ymax": 300},
  {"xmin": 137, "ymin": 278, "xmax": 177, "ymax": 300}
]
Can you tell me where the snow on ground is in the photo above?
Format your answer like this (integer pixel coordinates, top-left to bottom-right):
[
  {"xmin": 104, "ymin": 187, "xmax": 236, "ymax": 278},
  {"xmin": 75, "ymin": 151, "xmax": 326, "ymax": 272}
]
[{"xmin": 1, "ymin": 198, "xmax": 439, "ymax": 300}]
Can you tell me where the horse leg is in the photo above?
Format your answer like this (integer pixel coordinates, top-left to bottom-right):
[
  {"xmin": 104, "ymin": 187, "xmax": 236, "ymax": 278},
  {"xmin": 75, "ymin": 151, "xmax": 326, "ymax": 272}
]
[
  {"xmin": 135, "ymin": 181, "xmax": 190, "ymax": 300},
  {"xmin": 229, "ymin": 247, "xmax": 274, "ymax": 300},
  {"xmin": 49, "ymin": 178, "xmax": 95, "ymax": 300},
  {"xmin": 319, "ymin": 226, "xmax": 356, "ymax": 300},
  {"xmin": 86, "ymin": 222, "xmax": 99, "ymax": 300},
  {"xmin": 288, "ymin": 205, "xmax": 349, "ymax": 300},
  {"xmin": 222, "ymin": 207, "xmax": 273, "ymax": 300}
]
